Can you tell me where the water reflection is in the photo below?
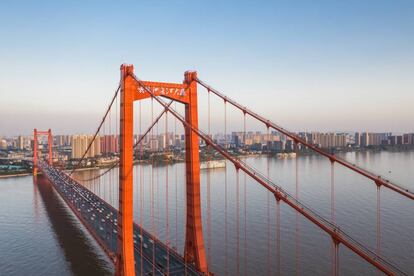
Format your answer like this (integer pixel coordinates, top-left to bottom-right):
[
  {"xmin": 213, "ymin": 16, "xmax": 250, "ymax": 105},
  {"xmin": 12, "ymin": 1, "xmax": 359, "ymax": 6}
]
[
  {"xmin": 0, "ymin": 151, "xmax": 412, "ymax": 275},
  {"xmin": 36, "ymin": 175, "xmax": 113, "ymax": 276},
  {"xmin": 74, "ymin": 151, "xmax": 414, "ymax": 275}
]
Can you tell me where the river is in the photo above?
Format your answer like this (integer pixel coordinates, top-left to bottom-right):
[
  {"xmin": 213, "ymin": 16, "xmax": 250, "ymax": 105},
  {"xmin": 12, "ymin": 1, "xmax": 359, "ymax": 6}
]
[{"xmin": 0, "ymin": 151, "xmax": 413, "ymax": 275}]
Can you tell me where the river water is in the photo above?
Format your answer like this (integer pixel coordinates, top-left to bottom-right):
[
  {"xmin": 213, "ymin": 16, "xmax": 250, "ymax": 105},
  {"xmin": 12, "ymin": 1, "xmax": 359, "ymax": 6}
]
[{"xmin": 0, "ymin": 151, "xmax": 413, "ymax": 275}]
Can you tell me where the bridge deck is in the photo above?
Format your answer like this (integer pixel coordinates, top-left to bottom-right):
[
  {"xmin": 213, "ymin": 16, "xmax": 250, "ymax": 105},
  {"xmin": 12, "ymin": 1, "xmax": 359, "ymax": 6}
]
[{"xmin": 38, "ymin": 161, "xmax": 202, "ymax": 276}]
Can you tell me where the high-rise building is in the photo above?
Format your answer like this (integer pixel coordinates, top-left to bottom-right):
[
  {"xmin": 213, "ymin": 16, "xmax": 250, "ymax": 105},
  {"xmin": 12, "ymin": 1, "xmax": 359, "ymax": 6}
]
[
  {"xmin": 403, "ymin": 133, "xmax": 414, "ymax": 144},
  {"xmin": 150, "ymin": 139, "xmax": 159, "ymax": 151},
  {"xmin": 0, "ymin": 139, "xmax": 7, "ymax": 150},
  {"xmin": 100, "ymin": 135, "xmax": 119, "ymax": 155},
  {"xmin": 17, "ymin": 136, "xmax": 25, "ymax": 150},
  {"xmin": 368, "ymin": 133, "xmax": 388, "ymax": 146},
  {"xmin": 310, "ymin": 132, "xmax": 348, "ymax": 148},
  {"xmin": 388, "ymin": 136, "xmax": 397, "ymax": 145},
  {"xmin": 158, "ymin": 134, "xmax": 167, "ymax": 151},
  {"xmin": 71, "ymin": 135, "xmax": 101, "ymax": 159},
  {"xmin": 55, "ymin": 135, "xmax": 71, "ymax": 147},
  {"xmin": 361, "ymin": 132, "xmax": 370, "ymax": 147},
  {"xmin": 354, "ymin": 132, "xmax": 361, "ymax": 146}
]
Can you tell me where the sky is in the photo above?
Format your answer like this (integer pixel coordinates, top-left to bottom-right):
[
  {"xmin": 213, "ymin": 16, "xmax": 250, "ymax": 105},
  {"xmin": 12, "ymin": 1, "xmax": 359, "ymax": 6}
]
[{"xmin": 0, "ymin": 0, "xmax": 413, "ymax": 136}]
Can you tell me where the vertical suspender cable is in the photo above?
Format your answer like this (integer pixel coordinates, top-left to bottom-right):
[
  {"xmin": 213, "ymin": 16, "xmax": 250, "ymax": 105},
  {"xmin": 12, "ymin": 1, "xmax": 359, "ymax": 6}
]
[
  {"xmin": 207, "ymin": 89, "xmax": 212, "ymax": 268},
  {"xmin": 377, "ymin": 184, "xmax": 381, "ymax": 259},
  {"xmin": 331, "ymin": 161, "xmax": 335, "ymax": 222},
  {"xmin": 236, "ymin": 168, "xmax": 240, "ymax": 276},
  {"xmin": 331, "ymin": 160, "xmax": 335, "ymax": 275},
  {"xmin": 244, "ymin": 164, "xmax": 247, "ymax": 275},
  {"xmin": 133, "ymin": 104, "xmax": 137, "ymax": 272},
  {"xmin": 334, "ymin": 241, "xmax": 339, "ymax": 276},
  {"xmin": 115, "ymin": 89, "xmax": 118, "ymax": 139},
  {"xmin": 165, "ymin": 110, "xmax": 170, "ymax": 275},
  {"xmin": 174, "ymin": 102, "xmax": 178, "ymax": 251},
  {"xmin": 224, "ymin": 100, "xmax": 228, "ymax": 275},
  {"xmin": 295, "ymin": 141, "xmax": 300, "ymax": 276},
  {"xmin": 267, "ymin": 127, "xmax": 271, "ymax": 276},
  {"xmin": 276, "ymin": 197, "xmax": 281, "ymax": 276},
  {"xmin": 115, "ymin": 86, "xmax": 118, "ymax": 207},
  {"xmin": 183, "ymin": 105, "xmax": 188, "ymax": 276},
  {"xmin": 243, "ymin": 115, "xmax": 247, "ymax": 276},
  {"xmin": 139, "ymin": 100, "xmax": 143, "ymax": 276},
  {"xmin": 243, "ymin": 113, "xmax": 246, "ymax": 148},
  {"xmin": 106, "ymin": 110, "xmax": 112, "ymax": 206},
  {"xmin": 151, "ymin": 98, "xmax": 155, "ymax": 274},
  {"xmin": 156, "ymin": 114, "xmax": 160, "ymax": 239},
  {"xmin": 134, "ymin": 102, "xmax": 138, "ymax": 232},
  {"xmin": 107, "ymin": 102, "xmax": 111, "ymax": 203}
]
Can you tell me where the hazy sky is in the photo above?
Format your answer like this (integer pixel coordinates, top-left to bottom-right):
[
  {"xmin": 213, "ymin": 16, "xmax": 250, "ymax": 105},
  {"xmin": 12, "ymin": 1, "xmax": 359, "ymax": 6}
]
[{"xmin": 0, "ymin": 0, "xmax": 413, "ymax": 136}]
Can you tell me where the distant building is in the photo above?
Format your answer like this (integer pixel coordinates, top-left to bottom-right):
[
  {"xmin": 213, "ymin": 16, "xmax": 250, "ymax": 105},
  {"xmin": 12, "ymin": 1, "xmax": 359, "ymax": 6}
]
[
  {"xmin": 354, "ymin": 132, "xmax": 361, "ymax": 146},
  {"xmin": 311, "ymin": 132, "xmax": 347, "ymax": 148},
  {"xmin": 285, "ymin": 139, "xmax": 294, "ymax": 151},
  {"xmin": 55, "ymin": 135, "xmax": 71, "ymax": 147},
  {"xmin": 100, "ymin": 135, "xmax": 118, "ymax": 154},
  {"xmin": 158, "ymin": 134, "xmax": 167, "ymax": 150},
  {"xmin": 71, "ymin": 135, "xmax": 101, "ymax": 159},
  {"xmin": 369, "ymin": 133, "xmax": 388, "ymax": 146},
  {"xmin": 361, "ymin": 132, "xmax": 369, "ymax": 147},
  {"xmin": 268, "ymin": 140, "xmax": 284, "ymax": 151},
  {"xmin": 0, "ymin": 139, "xmax": 7, "ymax": 150},
  {"xmin": 17, "ymin": 136, "xmax": 24, "ymax": 150},
  {"xmin": 150, "ymin": 139, "xmax": 159, "ymax": 151},
  {"xmin": 403, "ymin": 133, "xmax": 414, "ymax": 145},
  {"xmin": 388, "ymin": 136, "xmax": 397, "ymax": 145}
]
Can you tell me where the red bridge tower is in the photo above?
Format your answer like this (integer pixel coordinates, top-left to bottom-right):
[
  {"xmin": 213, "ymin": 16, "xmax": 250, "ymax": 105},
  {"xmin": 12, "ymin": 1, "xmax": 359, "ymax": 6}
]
[
  {"xmin": 33, "ymin": 128, "xmax": 53, "ymax": 176},
  {"xmin": 117, "ymin": 64, "xmax": 207, "ymax": 275}
]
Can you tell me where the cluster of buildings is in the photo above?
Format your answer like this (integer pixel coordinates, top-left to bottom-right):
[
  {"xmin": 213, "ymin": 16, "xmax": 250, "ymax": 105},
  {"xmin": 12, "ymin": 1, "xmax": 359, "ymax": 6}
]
[
  {"xmin": 354, "ymin": 132, "xmax": 414, "ymax": 147},
  {"xmin": 228, "ymin": 131, "xmax": 349, "ymax": 151},
  {"xmin": 300, "ymin": 132, "xmax": 348, "ymax": 148},
  {"xmin": 70, "ymin": 133, "xmax": 186, "ymax": 159},
  {"xmin": 0, "ymin": 135, "xmax": 32, "ymax": 151},
  {"xmin": 1, "ymin": 130, "xmax": 414, "ymax": 163},
  {"xmin": 71, "ymin": 135, "xmax": 102, "ymax": 159},
  {"xmin": 226, "ymin": 131, "xmax": 414, "ymax": 152}
]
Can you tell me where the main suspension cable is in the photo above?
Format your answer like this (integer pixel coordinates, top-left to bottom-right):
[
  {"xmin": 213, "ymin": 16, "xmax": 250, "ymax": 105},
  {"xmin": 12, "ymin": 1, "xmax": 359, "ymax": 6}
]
[
  {"xmin": 73, "ymin": 101, "xmax": 173, "ymax": 182},
  {"xmin": 70, "ymin": 84, "xmax": 120, "ymax": 176},
  {"xmin": 196, "ymin": 78, "xmax": 414, "ymax": 200},
  {"xmin": 133, "ymin": 74, "xmax": 407, "ymax": 276}
]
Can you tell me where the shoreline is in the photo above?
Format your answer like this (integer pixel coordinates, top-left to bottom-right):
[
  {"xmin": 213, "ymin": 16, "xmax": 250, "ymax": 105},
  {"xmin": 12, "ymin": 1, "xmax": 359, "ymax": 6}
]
[
  {"xmin": 1, "ymin": 147, "xmax": 413, "ymax": 179},
  {"xmin": 0, "ymin": 173, "xmax": 31, "ymax": 179}
]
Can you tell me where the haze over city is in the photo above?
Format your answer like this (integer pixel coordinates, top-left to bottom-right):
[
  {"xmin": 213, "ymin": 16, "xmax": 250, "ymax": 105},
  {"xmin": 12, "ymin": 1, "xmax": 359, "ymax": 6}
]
[
  {"xmin": 1, "ymin": 0, "xmax": 413, "ymax": 136},
  {"xmin": 1, "ymin": 1, "xmax": 414, "ymax": 276}
]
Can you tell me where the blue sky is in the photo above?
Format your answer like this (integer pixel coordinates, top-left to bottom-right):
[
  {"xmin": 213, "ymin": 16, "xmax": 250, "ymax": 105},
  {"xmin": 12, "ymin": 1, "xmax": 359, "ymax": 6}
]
[{"xmin": 0, "ymin": 0, "xmax": 413, "ymax": 135}]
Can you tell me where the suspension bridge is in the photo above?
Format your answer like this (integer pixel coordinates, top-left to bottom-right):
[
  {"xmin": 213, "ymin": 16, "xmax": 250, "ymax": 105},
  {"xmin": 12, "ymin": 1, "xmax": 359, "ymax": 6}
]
[{"xmin": 32, "ymin": 64, "xmax": 413, "ymax": 276}]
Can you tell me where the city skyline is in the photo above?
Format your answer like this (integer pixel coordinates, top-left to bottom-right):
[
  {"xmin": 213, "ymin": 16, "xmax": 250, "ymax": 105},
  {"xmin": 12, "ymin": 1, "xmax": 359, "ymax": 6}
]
[
  {"xmin": 3, "ymin": 130, "xmax": 413, "ymax": 149},
  {"xmin": 1, "ymin": 0, "xmax": 414, "ymax": 135},
  {"xmin": 1, "ymin": 2, "xmax": 413, "ymax": 275},
  {"xmin": 1, "ymin": 128, "xmax": 412, "ymax": 138}
]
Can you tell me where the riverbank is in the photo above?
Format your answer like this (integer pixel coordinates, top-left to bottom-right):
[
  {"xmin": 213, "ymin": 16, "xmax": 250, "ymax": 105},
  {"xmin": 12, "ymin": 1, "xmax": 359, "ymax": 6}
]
[
  {"xmin": 0, "ymin": 173, "xmax": 31, "ymax": 178},
  {"xmin": 2, "ymin": 146, "xmax": 413, "ymax": 179}
]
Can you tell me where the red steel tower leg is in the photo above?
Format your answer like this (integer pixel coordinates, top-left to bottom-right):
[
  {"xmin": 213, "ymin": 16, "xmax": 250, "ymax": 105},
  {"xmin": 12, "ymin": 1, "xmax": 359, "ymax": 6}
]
[
  {"xmin": 183, "ymin": 71, "xmax": 208, "ymax": 273},
  {"xmin": 116, "ymin": 64, "xmax": 136, "ymax": 276},
  {"xmin": 33, "ymin": 129, "xmax": 38, "ymax": 176},
  {"xmin": 48, "ymin": 129, "xmax": 53, "ymax": 165}
]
